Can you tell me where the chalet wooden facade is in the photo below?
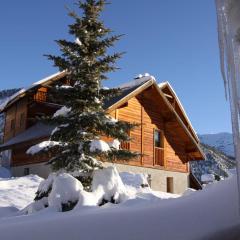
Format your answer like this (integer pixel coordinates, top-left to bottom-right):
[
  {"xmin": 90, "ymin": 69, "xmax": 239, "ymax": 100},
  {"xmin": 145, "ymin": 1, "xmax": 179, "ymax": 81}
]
[{"xmin": 0, "ymin": 72, "xmax": 204, "ymax": 193}]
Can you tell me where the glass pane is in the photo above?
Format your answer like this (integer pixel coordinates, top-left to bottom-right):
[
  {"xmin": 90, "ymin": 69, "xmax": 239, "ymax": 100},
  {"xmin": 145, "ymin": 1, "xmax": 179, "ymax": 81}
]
[{"xmin": 154, "ymin": 130, "xmax": 161, "ymax": 148}]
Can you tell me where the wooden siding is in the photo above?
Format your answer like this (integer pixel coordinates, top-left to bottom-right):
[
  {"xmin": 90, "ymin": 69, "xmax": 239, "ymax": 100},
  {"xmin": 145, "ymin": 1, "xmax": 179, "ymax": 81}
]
[
  {"xmin": 11, "ymin": 138, "xmax": 49, "ymax": 166},
  {"xmin": 108, "ymin": 88, "xmax": 189, "ymax": 173},
  {"xmin": 4, "ymin": 98, "xmax": 28, "ymax": 142}
]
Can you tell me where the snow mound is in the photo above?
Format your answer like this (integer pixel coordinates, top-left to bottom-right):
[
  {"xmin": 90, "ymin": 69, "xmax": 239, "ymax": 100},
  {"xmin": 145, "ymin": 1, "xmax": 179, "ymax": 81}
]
[
  {"xmin": 75, "ymin": 189, "xmax": 101, "ymax": 209},
  {"xmin": 92, "ymin": 166, "xmax": 128, "ymax": 203},
  {"xmin": 0, "ymin": 167, "xmax": 11, "ymax": 178},
  {"xmin": 48, "ymin": 173, "xmax": 83, "ymax": 211},
  {"xmin": 182, "ymin": 188, "xmax": 196, "ymax": 196},
  {"xmin": 27, "ymin": 141, "xmax": 60, "ymax": 155},
  {"xmin": 27, "ymin": 167, "xmax": 177, "ymax": 215},
  {"xmin": 120, "ymin": 172, "xmax": 149, "ymax": 188}
]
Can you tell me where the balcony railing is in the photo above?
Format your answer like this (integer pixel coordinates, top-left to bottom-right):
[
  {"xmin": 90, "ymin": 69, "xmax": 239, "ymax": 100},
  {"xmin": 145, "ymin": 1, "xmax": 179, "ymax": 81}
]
[
  {"xmin": 33, "ymin": 91, "xmax": 47, "ymax": 102},
  {"xmin": 120, "ymin": 141, "xmax": 130, "ymax": 150},
  {"xmin": 154, "ymin": 147, "xmax": 164, "ymax": 166}
]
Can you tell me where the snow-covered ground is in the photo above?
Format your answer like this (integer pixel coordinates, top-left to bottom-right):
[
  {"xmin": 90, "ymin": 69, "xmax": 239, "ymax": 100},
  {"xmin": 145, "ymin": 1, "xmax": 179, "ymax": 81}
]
[
  {"xmin": 0, "ymin": 168, "xmax": 239, "ymax": 239},
  {"xmin": 0, "ymin": 174, "xmax": 43, "ymax": 218}
]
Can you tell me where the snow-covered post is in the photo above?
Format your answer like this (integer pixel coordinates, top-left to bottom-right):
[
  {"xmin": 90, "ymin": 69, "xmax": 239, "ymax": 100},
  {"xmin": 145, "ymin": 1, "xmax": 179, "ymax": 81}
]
[{"xmin": 215, "ymin": 0, "xmax": 240, "ymax": 213}]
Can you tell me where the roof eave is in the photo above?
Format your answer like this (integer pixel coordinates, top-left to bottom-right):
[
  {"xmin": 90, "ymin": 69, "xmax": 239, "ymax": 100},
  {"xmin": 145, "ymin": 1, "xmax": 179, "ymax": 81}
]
[{"xmin": 154, "ymin": 81, "xmax": 205, "ymax": 160}]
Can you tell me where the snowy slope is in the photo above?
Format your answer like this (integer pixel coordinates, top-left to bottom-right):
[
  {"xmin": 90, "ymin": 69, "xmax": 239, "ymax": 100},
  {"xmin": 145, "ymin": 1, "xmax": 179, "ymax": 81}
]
[
  {"xmin": 199, "ymin": 132, "xmax": 234, "ymax": 157},
  {"xmin": 0, "ymin": 175, "xmax": 239, "ymax": 240},
  {"xmin": 191, "ymin": 144, "xmax": 235, "ymax": 182}
]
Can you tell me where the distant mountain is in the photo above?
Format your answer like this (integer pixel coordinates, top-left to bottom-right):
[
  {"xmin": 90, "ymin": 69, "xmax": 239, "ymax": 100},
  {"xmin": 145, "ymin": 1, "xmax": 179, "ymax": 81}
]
[
  {"xmin": 0, "ymin": 89, "xmax": 20, "ymax": 142},
  {"xmin": 199, "ymin": 132, "xmax": 234, "ymax": 157},
  {"xmin": 192, "ymin": 132, "xmax": 236, "ymax": 182},
  {"xmin": 0, "ymin": 89, "xmax": 20, "ymax": 105},
  {"xmin": 191, "ymin": 143, "xmax": 235, "ymax": 182}
]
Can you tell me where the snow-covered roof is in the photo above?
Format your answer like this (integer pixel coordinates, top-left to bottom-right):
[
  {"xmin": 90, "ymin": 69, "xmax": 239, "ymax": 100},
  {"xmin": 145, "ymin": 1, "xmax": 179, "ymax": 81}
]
[
  {"xmin": 0, "ymin": 123, "xmax": 55, "ymax": 151},
  {"xmin": 119, "ymin": 74, "xmax": 155, "ymax": 89},
  {"xmin": 0, "ymin": 71, "xmax": 66, "ymax": 113}
]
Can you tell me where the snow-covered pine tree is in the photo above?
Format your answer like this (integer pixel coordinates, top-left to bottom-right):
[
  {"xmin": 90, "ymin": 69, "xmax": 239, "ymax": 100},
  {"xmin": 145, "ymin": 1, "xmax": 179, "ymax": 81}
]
[{"xmin": 35, "ymin": 0, "xmax": 138, "ymax": 186}]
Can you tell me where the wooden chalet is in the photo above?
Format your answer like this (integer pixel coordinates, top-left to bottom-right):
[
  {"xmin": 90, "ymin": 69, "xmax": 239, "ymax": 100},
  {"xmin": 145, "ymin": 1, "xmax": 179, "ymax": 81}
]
[{"xmin": 0, "ymin": 72, "xmax": 204, "ymax": 193}]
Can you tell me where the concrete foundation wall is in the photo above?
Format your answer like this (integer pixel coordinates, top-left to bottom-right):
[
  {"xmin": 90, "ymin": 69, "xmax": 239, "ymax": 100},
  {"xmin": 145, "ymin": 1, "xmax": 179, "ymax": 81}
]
[
  {"xmin": 11, "ymin": 162, "xmax": 51, "ymax": 179},
  {"xmin": 11, "ymin": 162, "xmax": 189, "ymax": 194},
  {"xmin": 104, "ymin": 163, "xmax": 189, "ymax": 194}
]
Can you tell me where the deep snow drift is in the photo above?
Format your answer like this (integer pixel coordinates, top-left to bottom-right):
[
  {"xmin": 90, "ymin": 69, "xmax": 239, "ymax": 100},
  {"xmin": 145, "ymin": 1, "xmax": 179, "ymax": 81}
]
[{"xmin": 0, "ymin": 168, "xmax": 239, "ymax": 240}]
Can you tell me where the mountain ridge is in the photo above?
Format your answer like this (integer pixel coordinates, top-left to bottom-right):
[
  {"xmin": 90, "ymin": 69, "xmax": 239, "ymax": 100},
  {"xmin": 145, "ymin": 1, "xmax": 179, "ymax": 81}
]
[{"xmin": 198, "ymin": 132, "xmax": 234, "ymax": 158}]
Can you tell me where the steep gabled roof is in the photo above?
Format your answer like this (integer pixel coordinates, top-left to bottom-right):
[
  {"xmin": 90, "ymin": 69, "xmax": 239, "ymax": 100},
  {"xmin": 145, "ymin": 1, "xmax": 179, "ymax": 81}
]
[{"xmin": 104, "ymin": 76, "xmax": 204, "ymax": 159}]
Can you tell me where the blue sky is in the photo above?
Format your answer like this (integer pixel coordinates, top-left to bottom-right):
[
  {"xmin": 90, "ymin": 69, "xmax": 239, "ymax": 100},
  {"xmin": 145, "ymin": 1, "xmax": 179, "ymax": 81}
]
[{"xmin": 0, "ymin": 0, "xmax": 232, "ymax": 134}]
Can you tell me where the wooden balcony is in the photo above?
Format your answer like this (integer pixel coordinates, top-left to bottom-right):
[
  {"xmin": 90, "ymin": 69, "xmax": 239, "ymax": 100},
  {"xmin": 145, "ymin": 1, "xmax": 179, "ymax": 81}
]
[
  {"xmin": 154, "ymin": 147, "xmax": 164, "ymax": 166},
  {"xmin": 33, "ymin": 90, "xmax": 47, "ymax": 102},
  {"xmin": 120, "ymin": 141, "xmax": 130, "ymax": 150}
]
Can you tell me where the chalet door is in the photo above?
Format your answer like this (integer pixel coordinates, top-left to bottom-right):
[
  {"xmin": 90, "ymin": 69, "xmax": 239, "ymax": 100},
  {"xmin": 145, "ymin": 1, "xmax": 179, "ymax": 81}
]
[{"xmin": 154, "ymin": 129, "xmax": 164, "ymax": 166}]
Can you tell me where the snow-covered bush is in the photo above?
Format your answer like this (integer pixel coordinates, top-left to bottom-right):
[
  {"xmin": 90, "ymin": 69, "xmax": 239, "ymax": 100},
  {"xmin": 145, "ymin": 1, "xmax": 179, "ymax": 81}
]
[
  {"xmin": 31, "ymin": 173, "xmax": 83, "ymax": 212},
  {"xmin": 26, "ymin": 167, "xmax": 156, "ymax": 214},
  {"xmin": 34, "ymin": 173, "xmax": 55, "ymax": 201},
  {"xmin": 48, "ymin": 173, "xmax": 83, "ymax": 211},
  {"xmin": 92, "ymin": 166, "xmax": 128, "ymax": 205}
]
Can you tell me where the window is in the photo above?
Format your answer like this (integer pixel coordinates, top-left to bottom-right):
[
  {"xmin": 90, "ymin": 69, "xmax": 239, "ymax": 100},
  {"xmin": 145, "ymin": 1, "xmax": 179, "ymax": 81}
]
[
  {"xmin": 10, "ymin": 119, "xmax": 15, "ymax": 131},
  {"xmin": 23, "ymin": 168, "xmax": 30, "ymax": 176},
  {"xmin": 154, "ymin": 129, "xmax": 164, "ymax": 166},
  {"xmin": 166, "ymin": 177, "xmax": 174, "ymax": 193},
  {"xmin": 20, "ymin": 113, "xmax": 25, "ymax": 127},
  {"xmin": 154, "ymin": 129, "xmax": 163, "ymax": 148}
]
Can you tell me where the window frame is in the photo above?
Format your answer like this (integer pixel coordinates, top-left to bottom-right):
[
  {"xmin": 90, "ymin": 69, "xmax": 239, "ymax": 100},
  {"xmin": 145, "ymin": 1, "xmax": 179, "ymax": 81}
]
[
  {"xmin": 154, "ymin": 129, "xmax": 164, "ymax": 149},
  {"xmin": 153, "ymin": 128, "xmax": 164, "ymax": 167},
  {"xmin": 19, "ymin": 112, "xmax": 25, "ymax": 128},
  {"xmin": 10, "ymin": 119, "xmax": 15, "ymax": 132}
]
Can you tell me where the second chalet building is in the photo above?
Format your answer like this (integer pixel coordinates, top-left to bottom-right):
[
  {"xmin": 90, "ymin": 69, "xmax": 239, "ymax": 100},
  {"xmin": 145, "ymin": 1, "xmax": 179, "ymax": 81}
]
[{"xmin": 0, "ymin": 72, "xmax": 204, "ymax": 194}]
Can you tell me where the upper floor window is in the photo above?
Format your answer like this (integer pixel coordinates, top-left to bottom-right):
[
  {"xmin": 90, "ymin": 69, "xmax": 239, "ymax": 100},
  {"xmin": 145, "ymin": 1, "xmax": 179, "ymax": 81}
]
[
  {"xmin": 154, "ymin": 129, "xmax": 163, "ymax": 148},
  {"xmin": 10, "ymin": 119, "xmax": 15, "ymax": 131},
  {"xmin": 20, "ymin": 112, "xmax": 25, "ymax": 127}
]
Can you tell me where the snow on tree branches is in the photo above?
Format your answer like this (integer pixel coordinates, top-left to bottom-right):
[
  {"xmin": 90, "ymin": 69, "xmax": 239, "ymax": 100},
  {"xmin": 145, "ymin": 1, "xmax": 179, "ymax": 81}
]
[{"xmin": 28, "ymin": 0, "xmax": 139, "ymax": 186}]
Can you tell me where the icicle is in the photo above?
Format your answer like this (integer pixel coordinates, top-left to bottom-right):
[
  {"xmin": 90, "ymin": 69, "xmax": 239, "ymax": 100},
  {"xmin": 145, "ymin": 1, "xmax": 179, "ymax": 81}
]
[{"xmin": 215, "ymin": 0, "xmax": 240, "ymax": 214}]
